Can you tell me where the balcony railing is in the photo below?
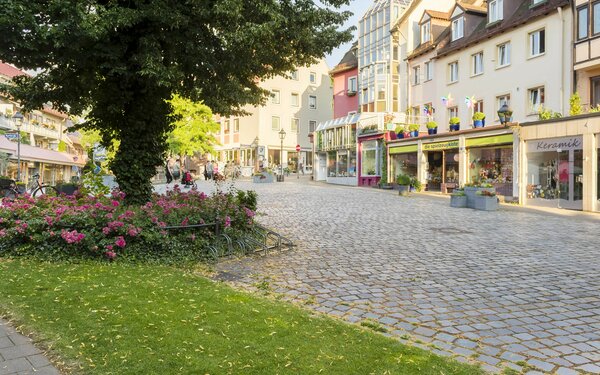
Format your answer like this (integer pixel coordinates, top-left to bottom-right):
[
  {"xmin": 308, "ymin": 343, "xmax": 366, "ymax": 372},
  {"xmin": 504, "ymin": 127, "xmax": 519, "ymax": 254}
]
[{"xmin": 0, "ymin": 116, "xmax": 61, "ymax": 139}]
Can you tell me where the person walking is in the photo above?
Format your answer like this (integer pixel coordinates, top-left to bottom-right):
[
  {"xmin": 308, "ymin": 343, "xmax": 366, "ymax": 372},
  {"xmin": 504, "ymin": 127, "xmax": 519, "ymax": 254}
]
[
  {"xmin": 213, "ymin": 162, "xmax": 219, "ymax": 180},
  {"xmin": 205, "ymin": 160, "xmax": 214, "ymax": 180},
  {"xmin": 165, "ymin": 158, "xmax": 174, "ymax": 184}
]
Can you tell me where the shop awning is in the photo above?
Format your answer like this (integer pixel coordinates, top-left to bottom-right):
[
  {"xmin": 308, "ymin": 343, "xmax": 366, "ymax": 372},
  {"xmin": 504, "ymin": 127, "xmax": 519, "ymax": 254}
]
[
  {"xmin": 389, "ymin": 144, "xmax": 418, "ymax": 154},
  {"xmin": 0, "ymin": 136, "xmax": 84, "ymax": 166},
  {"xmin": 315, "ymin": 113, "xmax": 360, "ymax": 132},
  {"xmin": 466, "ymin": 134, "xmax": 513, "ymax": 147}
]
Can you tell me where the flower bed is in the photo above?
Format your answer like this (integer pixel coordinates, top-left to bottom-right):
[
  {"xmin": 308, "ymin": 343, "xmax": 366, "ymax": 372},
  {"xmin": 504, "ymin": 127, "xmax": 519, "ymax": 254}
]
[{"xmin": 0, "ymin": 186, "xmax": 258, "ymax": 264}]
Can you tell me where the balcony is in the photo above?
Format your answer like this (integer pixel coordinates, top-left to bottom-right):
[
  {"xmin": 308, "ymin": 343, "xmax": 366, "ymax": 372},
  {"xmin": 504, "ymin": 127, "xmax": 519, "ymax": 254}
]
[{"xmin": 0, "ymin": 116, "xmax": 61, "ymax": 139}]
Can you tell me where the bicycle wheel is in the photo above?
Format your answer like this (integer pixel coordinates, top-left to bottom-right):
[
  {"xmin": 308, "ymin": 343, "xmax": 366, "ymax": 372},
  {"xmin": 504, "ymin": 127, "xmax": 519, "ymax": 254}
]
[
  {"xmin": 33, "ymin": 186, "xmax": 59, "ymax": 198},
  {"xmin": 1, "ymin": 188, "xmax": 17, "ymax": 200}
]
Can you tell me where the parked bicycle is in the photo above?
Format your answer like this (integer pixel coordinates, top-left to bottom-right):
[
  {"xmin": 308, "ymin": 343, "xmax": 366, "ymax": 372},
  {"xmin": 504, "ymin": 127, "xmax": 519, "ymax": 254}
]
[{"xmin": 27, "ymin": 173, "xmax": 59, "ymax": 198}]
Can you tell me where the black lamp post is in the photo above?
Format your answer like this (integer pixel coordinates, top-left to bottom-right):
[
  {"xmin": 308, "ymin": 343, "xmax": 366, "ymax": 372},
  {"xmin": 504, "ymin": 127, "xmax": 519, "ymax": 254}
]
[
  {"xmin": 497, "ymin": 104, "xmax": 513, "ymax": 125},
  {"xmin": 12, "ymin": 111, "xmax": 24, "ymax": 181},
  {"xmin": 278, "ymin": 128, "xmax": 286, "ymax": 181}
]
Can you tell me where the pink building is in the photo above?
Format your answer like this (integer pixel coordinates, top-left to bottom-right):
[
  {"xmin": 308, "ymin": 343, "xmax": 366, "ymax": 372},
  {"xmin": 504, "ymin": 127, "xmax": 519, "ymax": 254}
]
[{"xmin": 330, "ymin": 42, "xmax": 358, "ymax": 118}]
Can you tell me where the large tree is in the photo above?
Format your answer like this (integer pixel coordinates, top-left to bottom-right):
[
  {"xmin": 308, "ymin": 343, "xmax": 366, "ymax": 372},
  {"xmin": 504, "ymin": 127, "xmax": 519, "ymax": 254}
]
[{"xmin": 0, "ymin": 0, "xmax": 352, "ymax": 203}]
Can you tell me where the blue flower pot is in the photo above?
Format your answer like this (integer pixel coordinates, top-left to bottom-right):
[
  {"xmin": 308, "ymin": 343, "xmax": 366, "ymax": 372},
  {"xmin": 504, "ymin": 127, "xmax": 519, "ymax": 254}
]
[
  {"xmin": 449, "ymin": 124, "xmax": 460, "ymax": 131},
  {"xmin": 427, "ymin": 128, "xmax": 438, "ymax": 135},
  {"xmin": 410, "ymin": 131, "xmax": 419, "ymax": 138},
  {"xmin": 473, "ymin": 120, "xmax": 484, "ymax": 128},
  {"xmin": 397, "ymin": 132, "xmax": 404, "ymax": 139}
]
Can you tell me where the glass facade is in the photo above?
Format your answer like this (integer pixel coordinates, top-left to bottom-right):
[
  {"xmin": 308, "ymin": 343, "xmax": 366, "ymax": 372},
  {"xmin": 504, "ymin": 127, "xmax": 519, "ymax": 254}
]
[
  {"xmin": 468, "ymin": 146, "xmax": 513, "ymax": 196},
  {"xmin": 391, "ymin": 153, "xmax": 417, "ymax": 179},
  {"xmin": 361, "ymin": 140, "xmax": 381, "ymax": 176},
  {"xmin": 426, "ymin": 150, "xmax": 459, "ymax": 192}
]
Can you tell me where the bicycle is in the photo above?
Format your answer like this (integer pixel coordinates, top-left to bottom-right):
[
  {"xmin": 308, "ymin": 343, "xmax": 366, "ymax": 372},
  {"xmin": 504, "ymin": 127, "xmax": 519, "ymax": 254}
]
[
  {"xmin": 0, "ymin": 179, "xmax": 19, "ymax": 200},
  {"xmin": 28, "ymin": 174, "xmax": 59, "ymax": 198}
]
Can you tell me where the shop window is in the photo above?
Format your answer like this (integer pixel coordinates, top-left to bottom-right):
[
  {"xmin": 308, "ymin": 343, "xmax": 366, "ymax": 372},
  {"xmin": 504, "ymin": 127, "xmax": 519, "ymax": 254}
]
[
  {"xmin": 361, "ymin": 140, "xmax": 380, "ymax": 176},
  {"xmin": 391, "ymin": 153, "xmax": 417, "ymax": 180},
  {"xmin": 445, "ymin": 151, "xmax": 459, "ymax": 184},
  {"xmin": 468, "ymin": 146, "xmax": 513, "ymax": 196},
  {"xmin": 597, "ymin": 143, "xmax": 600, "ymax": 210},
  {"xmin": 349, "ymin": 150, "xmax": 357, "ymax": 177}
]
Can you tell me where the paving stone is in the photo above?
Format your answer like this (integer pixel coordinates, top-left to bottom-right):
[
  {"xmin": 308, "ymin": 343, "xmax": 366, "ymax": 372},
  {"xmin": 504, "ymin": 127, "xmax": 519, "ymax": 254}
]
[
  {"xmin": 563, "ymin": 354, "xmax": 590, "ymax": 365},
  {"xmin": 576, "ymin": 363, "xmax": 600, "ymax": 374},
  {"xmin": 555, "ymin": 367, "xmax": 580, "ymax": 375},
  {"xmin": 526, "ymin": 358, "xmax": 555, "ymax": 373}
]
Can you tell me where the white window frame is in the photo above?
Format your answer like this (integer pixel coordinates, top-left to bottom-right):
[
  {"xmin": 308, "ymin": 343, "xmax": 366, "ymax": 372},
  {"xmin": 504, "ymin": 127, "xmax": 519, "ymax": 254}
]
[
  {"xmin": 425, "ymin": 61, "xmax": 433, "ymax": 81},
  {"xmin": 309, "ymin": 95, "xmax": 317, "ymax": 109},
  {"xmin": 271, "ymin": 90, "xmax": 280, "ymax": 104},
  {"xmin": 528, "ymin": 86, "xmax": 545, "ymax": 113},
  {"xmin": 348, "ymin": 76, "xmax": 357, "ymax": 94},
  {"xmin": 271, "ymin": 116, "xmax": 280, "ymax": 131},
  {"xmin": 497, "ymin": 42, "xmax": 511, "ymax": 68},
  {"xmin": 448, "ymin": 106, "xmax": 458, "ymax": 119},
  {"xmin": 421, "ymin": 22, "xmax": 431, "ymax": 44},
  {"xmin": 413, "ymin": 66, "xmax": 421, "ymax": 85},
  {"xmin": 309, "ymin": 120, "xmax": 317, "ymax": 133},
  {"xmin": 291, "ymin": 92, "xmax": 299, "ymax": 107},
  {"xmin": 309, "ymin": 71, "xmax": 317, "ymax": 84},
  {"xmin": 451, "ymin": 17, "xmax": 464, "ymax": 41},
  {"xmin": 448, "ymin": 61, "xmax": 459, "ymax": 83},
  {"xmin": 529, "ymin": 29, "xmax": 545, "ymax": 57},
  {"xmin": 472, "ymin": 52, "xmax": 484, "ymax": 76},
  {"xmin": 489, "ymin": 0, "xmax": 503, "ymax": 23}
]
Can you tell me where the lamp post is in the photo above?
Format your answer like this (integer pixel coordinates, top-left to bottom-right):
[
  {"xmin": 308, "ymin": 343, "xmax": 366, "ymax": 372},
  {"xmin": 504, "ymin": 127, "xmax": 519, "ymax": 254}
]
[
  {"xmin": 497, "ymin": 104, "xmax": 513, "ymax": 125},
  {"xmin": 278, "ymin": 128, "xmax": 286, "ymax": 182},
  {"xmin": 12, "ymin": 112, "xmax": 24, "ymax": 181}
]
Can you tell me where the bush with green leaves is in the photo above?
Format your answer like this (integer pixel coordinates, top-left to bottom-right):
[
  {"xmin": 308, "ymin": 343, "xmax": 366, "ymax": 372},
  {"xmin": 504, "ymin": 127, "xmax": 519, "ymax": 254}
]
[
  {"xmin": 449, "ymin": 117, "xmax": 461, "ymax": 125},
  {"xmin": 472, "ymin": 112, "xmax": 485, "ymax": 121},
  {"xmin": 426, "ymin": 121, "xmax": 438, "ymax": 129},
  {"xmin": 396, "ymin": 174, "xmax": 411, "ymax": 186}
]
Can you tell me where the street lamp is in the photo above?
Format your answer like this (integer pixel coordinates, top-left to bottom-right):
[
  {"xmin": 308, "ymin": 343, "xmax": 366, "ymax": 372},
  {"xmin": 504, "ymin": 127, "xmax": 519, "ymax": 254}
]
[
  {"xmin": 278, "ymin": 128, "xmax": 286, "ymax": 182},
  {"xmin": 497, "ymin": 104, "xmax": 513, "ymax": 125},
  {"xmin": 12, "ymin": 111, "xmax": 24, "ymax": 181}
]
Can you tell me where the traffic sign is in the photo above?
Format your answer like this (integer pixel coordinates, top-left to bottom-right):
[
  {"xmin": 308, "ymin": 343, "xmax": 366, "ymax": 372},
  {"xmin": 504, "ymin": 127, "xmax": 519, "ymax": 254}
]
[{"xmin": 296, "ymin": 144, "xmax": 301, "ymax": 152}]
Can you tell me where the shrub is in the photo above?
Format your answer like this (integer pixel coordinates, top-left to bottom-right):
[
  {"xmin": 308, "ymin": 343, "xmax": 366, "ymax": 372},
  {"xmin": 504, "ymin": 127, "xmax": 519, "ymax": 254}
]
[
  {"xmin": 0, "ymin": 186, "xmax": 258, "ymax": 264},
  {"xmin": 408, "ymin": 124, "xmax": 420, "ymax": 132},
  {"xmin": 396, "ymin": 174, "xmax": 411, "ymax": 186},
  {"xmin": 426, "ymin": 121, "xmax": 438, "ymax": 129},
  {"xmin": 570, "ymin": 92, "xmax": 582, "ymax": 116},
  {"xmin": 394, "ymin": 124, "xmax": 404, "ymax": 133},
  {"xmin": 472, "ymin": 112, "xmax": 485, "ymax": 121},
  {"xmin": 449, "ymin": 117, "xmax": 460, "ymax": 125},
  {"xmin": 410, "ymin": 177, "xmax": 422, "ymax": 192}
]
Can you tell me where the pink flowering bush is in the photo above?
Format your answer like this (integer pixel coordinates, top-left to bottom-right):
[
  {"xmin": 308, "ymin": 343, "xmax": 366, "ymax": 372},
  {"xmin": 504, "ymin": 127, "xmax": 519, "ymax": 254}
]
[{"xmin": 0, "ymin": 187, "xmax": 257, "ymax": 264}]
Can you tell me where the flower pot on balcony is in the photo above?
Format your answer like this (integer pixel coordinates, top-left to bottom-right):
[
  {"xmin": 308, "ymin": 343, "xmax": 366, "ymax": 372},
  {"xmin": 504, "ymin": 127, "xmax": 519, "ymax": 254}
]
[
  {"xmin": 473, "ymin": 120, "xmax": 484, "ymax": 128},
  {"xmin": 427, "ymin": 128, "xmax": 438, "ymax": 135},
  {"xmin": 409, "ymin": 131, "xmax": 419, "ymax": 138},
  {"xmin": 449, "ymin": 124, "xmax": 460, "ymax": 132}
]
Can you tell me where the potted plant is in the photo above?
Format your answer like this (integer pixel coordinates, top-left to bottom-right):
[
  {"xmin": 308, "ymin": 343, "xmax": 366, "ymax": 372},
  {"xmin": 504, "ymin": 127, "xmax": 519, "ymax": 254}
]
[
  {"xmin": 395, "ymin": 124, "xmax": 405, "ymax": 139},
  {"xmin": 410, "ymin": 177, "xmax": 422, "ymax": 192},
  {"xmin": 449, "ymin": 117, "xmax": 460, "ymax": 132},
  {"xmin": 426, "ymin": 121, "xmax": 438, "ymax": 135},
  {"xmin": 450, "ymin": 190, "xmax": 467, "ymax": 208},
  {"xmin": 408, "ymin": 124, "xmax": 420, "ymax": 138},
  {"xmin": 464, "ymin": 182, "xmax": 495, "ymax": 208},
  {"xmin": 253, "ymin": 171, "xmax": 274, "ymax": 183},
  {"xmin": 472, "ymin": 112, "xmax": 485, "ymax": 128},
  {"xmin": 55, "ymin": 182, "xmax": 80, "ymax": 195},
  {"xmin": 474, "ymin": 190, "xmax": 499, "ymax": 211},
  {"xmin": 397, "ymin": 174, "xmax": 411, "ymax": 196}
]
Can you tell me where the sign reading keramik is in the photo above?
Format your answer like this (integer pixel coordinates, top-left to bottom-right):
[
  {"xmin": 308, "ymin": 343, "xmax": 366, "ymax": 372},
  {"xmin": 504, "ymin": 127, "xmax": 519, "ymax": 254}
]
[
  {"xmin": 527, "ymin": 136, "xmax": 583, "ymax": 153},
  {"xmin": 422, "ymin": 140, "xmax": 459, "ymax": 151}
]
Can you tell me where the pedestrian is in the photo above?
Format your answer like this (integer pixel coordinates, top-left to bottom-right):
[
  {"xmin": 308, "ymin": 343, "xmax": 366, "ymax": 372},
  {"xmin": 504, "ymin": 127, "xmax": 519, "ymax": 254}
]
[
  {"xmin": 213, "ymin": 162, "xmax": 219, "ymax": 180},
  {"xmin": 299, "ymin": 162, "xmax": 304, "ymax": 175},
  {"xmin": 165, "ymin": 158, "xmax": 173, "ymax": 184},
  {"xmin": 172, "ymin": 158, "xmax": 181, "ymax": 181},
  {"xmin": 205, "ymin": 160, "xmax": 214, "ymax": 180}
]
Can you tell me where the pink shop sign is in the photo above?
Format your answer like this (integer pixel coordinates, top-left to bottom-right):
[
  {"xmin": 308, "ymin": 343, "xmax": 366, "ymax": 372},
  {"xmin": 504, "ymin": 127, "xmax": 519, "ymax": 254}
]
[{"xmin": 527, "ymin": 136, "xmax": 583, "ymax": 153}]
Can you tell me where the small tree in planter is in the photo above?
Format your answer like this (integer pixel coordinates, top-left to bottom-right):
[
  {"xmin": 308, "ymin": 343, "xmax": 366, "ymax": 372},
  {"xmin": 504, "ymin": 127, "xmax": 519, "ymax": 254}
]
[
  {"xmin": 426, "ymin": 121, "xmax": 438, "ymax": 135},
  {"xmin": 408, "ymin": 124, "xmax": 420, "ymax": 137},
  {"xmin": 449, "ymin": 117, "xmax": 460, "ymax": 131},
  {"xmin": 397, "ymin": 174, "xmax": 411, "ymax": 196},
  {"xmin": 472, "ymin": 112, "xmax": 485, "ymax": 128}
]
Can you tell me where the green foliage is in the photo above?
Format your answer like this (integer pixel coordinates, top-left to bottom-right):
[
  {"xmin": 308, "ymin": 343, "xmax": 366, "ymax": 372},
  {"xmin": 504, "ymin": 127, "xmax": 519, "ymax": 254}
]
[
  {"xmin": 408, "ymin": 124, "xmax": 420, "ymax": 132},
  {"xmin": 589, "ymin": 105, "xmax": 600, "ymax": 113},
  {"xmin": 380, "ymin": 142, "xmax": 388, "ymax": 184},
  {"xmin": 472, "ymin": 112, "xmax": 485, "ymax": 121},
  {"xmin": 236, "ymin": 190, "xmax": 258, "ymax": 211},
  {"xmin": 79, "ymin": 170, "xmax": 110, "ymax": 197},
  {"xmin": 570, "ymin": 92, "xmax": 582, "ymax": 116},
  {"xmin": 360, "ymin": 319, "xmax": 388, "ymax": 333},
  {"xmin": 167, "ymin": 95, "xmax": 220, "ymax": 158},
  {"xmin": 426, "ymin": 121, "xmax": 438, "ymax": 129},
  {"xmin": 449, "ymin": 117, "xmax": 461, "ymax": 125},
  {"xmin": 410, "ymin": 177, "xmax": 422, "ymax": 192},
  {"xmin": 538, "ymin": 106, "xmax": 563, "ymax": 120},
  {"xmin": 396, "ymin": 174, "xmax": 411, "ymax": 186},
  {"xmin": 0, "ymin": 1, "xmax": 353, "ymax": 204},
  {"xmin": 394, "ymin": 124, "xmax": 405, "ymax": 133},
  {"xmin": 57, "ymin": 140, "xmax": 67, "ymax": 152}
]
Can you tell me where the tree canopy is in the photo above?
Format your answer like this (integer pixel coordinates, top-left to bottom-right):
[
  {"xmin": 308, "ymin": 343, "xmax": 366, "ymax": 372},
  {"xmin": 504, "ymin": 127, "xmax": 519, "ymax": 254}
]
[{"xmin": 0, "ymin": 0, "xmax": 353, "ymax": 203}]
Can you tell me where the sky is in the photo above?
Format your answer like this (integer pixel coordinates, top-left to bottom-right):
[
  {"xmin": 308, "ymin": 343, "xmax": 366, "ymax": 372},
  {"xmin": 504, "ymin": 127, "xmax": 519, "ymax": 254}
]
[{"xmin": 324, "ymin": 1, "xmax": 372, "ymax": 68}]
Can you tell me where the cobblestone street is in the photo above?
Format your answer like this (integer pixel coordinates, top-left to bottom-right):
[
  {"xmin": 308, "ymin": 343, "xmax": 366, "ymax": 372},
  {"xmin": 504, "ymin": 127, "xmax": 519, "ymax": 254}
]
[{"xmin": 187, "ymin": 178, "xmax": 600, "ymax": 374}]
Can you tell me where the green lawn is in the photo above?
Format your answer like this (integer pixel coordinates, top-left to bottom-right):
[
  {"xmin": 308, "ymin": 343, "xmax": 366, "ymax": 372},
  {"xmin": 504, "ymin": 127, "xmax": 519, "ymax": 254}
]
[{"xmin": 0, "ymin": 259, "xmax": 483, "ymax": 374}]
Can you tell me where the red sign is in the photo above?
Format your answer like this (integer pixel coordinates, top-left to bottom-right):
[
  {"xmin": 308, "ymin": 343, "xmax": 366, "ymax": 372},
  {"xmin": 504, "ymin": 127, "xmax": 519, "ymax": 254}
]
[{"xmin": 296, "ymin": 144, "xmax": 301, "ymax": 152}]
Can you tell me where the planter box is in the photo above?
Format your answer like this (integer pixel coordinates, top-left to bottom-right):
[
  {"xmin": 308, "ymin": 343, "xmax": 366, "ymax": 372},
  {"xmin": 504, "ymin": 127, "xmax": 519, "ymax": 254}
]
[
  {"xmin": 464, "ymin": 187, "xmax": 496, "ymax": 208},
  {"xmin": 450, "ymin": 195, "xmax": 467, "ymax": 208},
  {"xmin": 398, "ymin": 185, "xmax": 410, "ymax": 196},
  {"xmin": 473, "ymin": 195, "xmax": 499, "ymax": 211},
  {"xmin": 252, "ymin": 173, "xmax": 274, "ymax": 183}
]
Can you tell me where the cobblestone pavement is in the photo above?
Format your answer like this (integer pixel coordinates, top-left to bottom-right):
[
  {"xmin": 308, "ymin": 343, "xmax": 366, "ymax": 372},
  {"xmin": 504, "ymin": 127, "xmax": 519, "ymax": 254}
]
[
  {"xmin": 170, "ymin": 178, "xmax": 600, "ymax": 375},
  {"xmin": 0, "ymin": 319, "xmax": 59, "ymax": 375}
]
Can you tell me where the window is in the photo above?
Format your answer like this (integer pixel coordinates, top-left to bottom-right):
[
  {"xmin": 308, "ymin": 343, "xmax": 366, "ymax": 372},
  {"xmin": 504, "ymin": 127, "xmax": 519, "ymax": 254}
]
[
  {"xmin": 309, "ymin": 72, "xmax": 317, "ymax": 84},
  {"xmin": 425, "ymin": 61, "xmax": 433, "ymax": 81},
  {"xmin": 497, "ymin": 94, "xmax": 511, "ymax": 115},
  {"xmin": 472, "ymin": 52, "xmax": 483, "ymax": 76},
  {"xmin": 309, "ymin": 95, "xmax": 317, "ymax": 109},
  {"xmin": 361, "ymin": 140, "xmax": 380, "ymax": 176},
  {"xmin": 412, "ymin": 66, "xmax": 420, "ymax": 85},
  {"xmin": 291, "ymin": 93, "xmax": 299, "ymax": 107},
  {"xmin": 309, "ymin": 120, "xmax": 317, "ymax": 133},
  {"xmin": 529, "ymin": 29, "xmax": 545, "ymax": 57},
  {"xmin": 594, "ymin": 2, "xmax": 600, "ymax": 35},
  {"xmin": 271, "ymin": 116, "xmax": 280, "ymax": 131},
  {"xmin": 579, "ymin": 6, "xmax": 589, "ymax": 40},
  {"xmin": 271, "ymin": 90, "xmax": 280, "ymax": 104},
  {"xmin": 233, "ymin": 119, "xmax": 239, "ymax": 133},
  {"xmin": 348, "ymin": 76, "xmax": 357, "ymax": 94},
  {"xmin": 290, "ymin": 70, "xmax": 298, "ymax": 80},
  {"xmin": 224, "ymin": 120, "xmax": 230, "ymax": 133},
  {"xmin": 421, "ymin": 22, "xmax": 431, "ymax": 44},
  {"xmin": 448, "ymin": 61, "xmax": 459, "ymax": 83},
  {"xmin": 474, "ymin": 100, "xmax": 484, "ymax": 114},
  {"xmin": 448, "ymin": 106, "xmax": 458, "ymax": 119},
  {"xmin": 291, "ymin": 118, "xmax": 299, "ymax": 133},
  {"xmin": 528, "ymin": 87, "xmax": 545, "ymax": 113},
  {"xmin": 451, "ymin": 17, "xmax": 464, "ymax": 41},
  {"xmin": 497, "ymin": 42, "xmax": 511, "ymax": 67},
  {"xmin": 489, "ymin": 0, "xmax": 503, "ymax": 23}
]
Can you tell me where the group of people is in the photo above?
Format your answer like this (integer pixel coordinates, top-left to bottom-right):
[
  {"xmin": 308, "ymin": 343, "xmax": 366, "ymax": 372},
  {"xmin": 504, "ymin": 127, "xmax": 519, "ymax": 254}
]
[
  {"xmin": 165, "ymin": 158, "xmax": 195, "ymax": 187},
  {"xmin": 165, "ymin": 158, "xmax": 244, "ymax": 185}
]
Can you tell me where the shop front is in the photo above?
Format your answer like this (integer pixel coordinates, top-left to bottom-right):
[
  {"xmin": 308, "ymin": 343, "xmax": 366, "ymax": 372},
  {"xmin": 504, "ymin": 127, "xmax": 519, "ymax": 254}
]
[
  {"xmin": 389, "ymin": 144, "xmax": 418, "ymax": 180},
  {"xmin": 314, "ymin": 114, "xmax": 358, "ymax": 185},
  {"xmin": 358, "ymin": 135, "xmax": 383, "ymax": 186},
  {"xmin": 466, "ymin": 134, "xmax": 514, "ymax": 197},
  {"xmin": 525, "ymin": 136, "xmax": 583, "ymax": 210},
  {"xmin": 422, "ymin": 140, "xmax": 460, "ymax": 193}
]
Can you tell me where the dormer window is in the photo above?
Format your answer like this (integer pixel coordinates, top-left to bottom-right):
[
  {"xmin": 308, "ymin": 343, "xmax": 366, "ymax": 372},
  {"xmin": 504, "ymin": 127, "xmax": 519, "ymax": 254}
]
[
  {"xmin": 489, "ymin": 0, "xmax": 503, "ymax": 23},
  {"xmin": 451, "ymin": 17, "xmax": 464, "ymax": 41},
  {"xmin": 421, "ymin": 21, "xmax": 431, "ymax": 44}
]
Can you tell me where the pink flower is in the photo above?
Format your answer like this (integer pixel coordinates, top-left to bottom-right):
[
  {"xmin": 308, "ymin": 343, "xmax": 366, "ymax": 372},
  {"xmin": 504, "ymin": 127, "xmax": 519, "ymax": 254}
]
[
  {"xmin": 181, "ymin": 217, "xmax": 189, "ymax": 226},
  {"xmin": 115, "ymin": 236, "xmax": 126, "ymax": 248},
  {"xmin": 224, "ymin": 216, "xmax": 231, "ymax": 228},
  {"xmin": 106, "ymin": 245, "xmax": 114, "ymax": 251},
  {"xmin": 60, "ymin": 229, "xmax": 85, "ymax": 244},
  {"xmin": 102, "ymin": 227, "xmax": 111, "ymax": 235},
  {"xmin": 127, "ymin": 226, "xmax": 140, "ymax": 237},
  {"xmin": 105, "ymin": 251, "xmax": 117, "ymax": 260},
  {"xmin": 111, "ymin": 200, "xmax": 119, "ymax": 207},
  {"xmin": 44, "ymin": 216, "xmax": 54, "ymax": 226},
  {"xmin": 243, "ymin": 207, "xmax": 255, "ymax": 218}
]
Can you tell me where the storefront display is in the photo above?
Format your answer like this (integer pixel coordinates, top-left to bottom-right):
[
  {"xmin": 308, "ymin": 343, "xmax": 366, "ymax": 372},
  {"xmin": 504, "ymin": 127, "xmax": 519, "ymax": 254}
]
[
  {"xmin": 326, "ymin": 150, "xmax": 357, "ymax": 177},
  {"xmin": 468, "ymin": 146, "xmax": 513, "ymax": 196},
  {"xmin": 361, "ymin": 139, "xmax": 381, "ymax": 177},
  {"xmin": 391, "ymin": 153, "xmax": 417, "ymax": 179},
  {"xmin": 423, "ymin": 140, "xmax": 459, "ymax": 192},
  {"xmin": 526, "ymin": 136, "xmax": 583, "ymax": 210}
]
